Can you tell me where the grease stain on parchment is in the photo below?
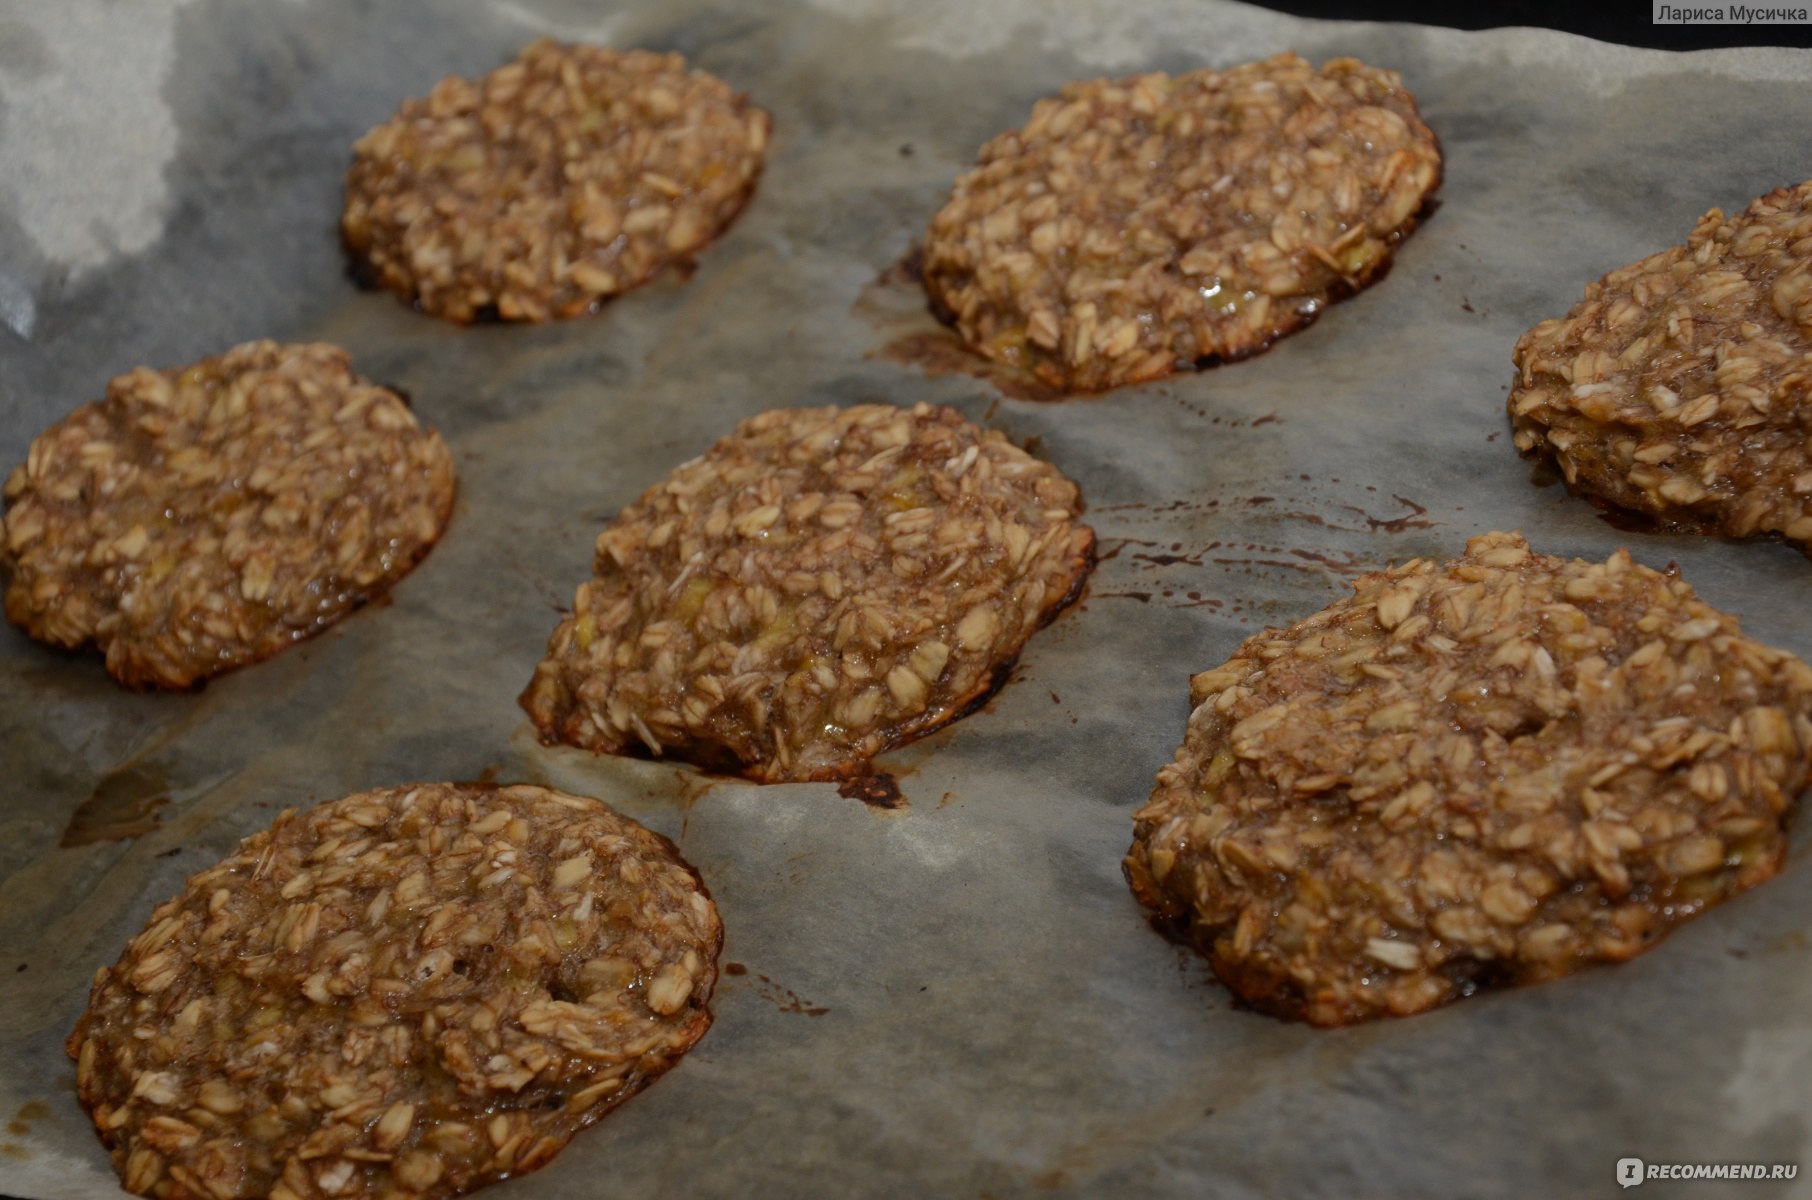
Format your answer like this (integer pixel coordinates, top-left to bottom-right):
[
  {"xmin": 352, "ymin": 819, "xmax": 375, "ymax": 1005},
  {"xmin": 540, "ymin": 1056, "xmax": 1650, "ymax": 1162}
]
[
  {"xmin": 61, "ymin": 763, "xmax": 172, "ymax": 847},
  {"xmin": 1, "ymin": 1099, "xmax": 49, "ymax": 1161},
  {"xmin": 724, "ymin": 962, "xmax": 831, "ymax": 1017},
  {"xmin": 1083, "ymin": 485, "xmax": 1447, "ymax": 617},
  {"xmin": 853, "ymin": 251, "xmax": 1068, "ymax": 403},
  {"xmin": 837, "ymin": 771, "xmax": 908, "ymax": 811}
]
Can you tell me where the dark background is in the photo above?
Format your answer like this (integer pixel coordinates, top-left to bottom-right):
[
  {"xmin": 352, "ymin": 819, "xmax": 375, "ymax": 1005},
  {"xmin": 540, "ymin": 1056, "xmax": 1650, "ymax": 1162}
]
[{"xmin": 1259, "ymin": 0, "xmax": 1812, "ymax": 49}]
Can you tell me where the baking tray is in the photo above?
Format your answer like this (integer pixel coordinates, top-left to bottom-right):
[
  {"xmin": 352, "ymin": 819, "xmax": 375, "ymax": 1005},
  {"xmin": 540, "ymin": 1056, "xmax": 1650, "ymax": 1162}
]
[{"xmin": 3, "ymin": 2, "xmax": 1812, "ymax": 1196}]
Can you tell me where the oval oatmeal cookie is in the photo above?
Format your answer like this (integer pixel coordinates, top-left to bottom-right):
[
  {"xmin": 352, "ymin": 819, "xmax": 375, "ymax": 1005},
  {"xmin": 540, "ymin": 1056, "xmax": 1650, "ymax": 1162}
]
[
  {"xmin": 1125, "ymin": 532, "xmax": 1812, "ymax": 1026},
  {"xmin": 1, "ymin": 341, "xmax": 455, "ymax": 690},
  {"xmin": 1511, "ymin": 181, "xmax": 1812, "ymax": 549},
  {"xmin": 521, "ymin": 402, "xmax": 1095, "ymax": 783},
  {"xmin": 343, "ymin": 39, "xmax": 771, "ymax": 322},
  {"xmin": 68, "ymin": 782, "xmax": 721, "ymax": 1200},
  {"xmin": 922, "ymin": 52, "xmax": 1442, "ymax": 392}
]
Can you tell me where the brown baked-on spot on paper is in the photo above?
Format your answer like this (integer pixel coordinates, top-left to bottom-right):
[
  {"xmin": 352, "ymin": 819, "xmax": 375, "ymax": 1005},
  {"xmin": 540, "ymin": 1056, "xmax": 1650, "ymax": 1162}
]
[
  {"xmin": 343, "ymin": 38, "xmax": 771, "ymax": 323},
  {"xmin": 1, "ymin": 340, "xmax": 455, "ymax": 690},
  {"xmin": 922, "ymin": 52, "xmax": 1442, "ymax": 393},
  {"xmin": 68, "ymin": 782, "xmax": 722, "ymax": 1200},
  {"xmin": 522, "ymin": 403, "xmax": 1095, "ymax": 783},
  {"xmin": 1511, "ymin": 180, "xmax": 1812, "ymax": 552},
  {"xmin": 1126, "ymin": 531, "xmax": 1812, "ymax": 1026}
]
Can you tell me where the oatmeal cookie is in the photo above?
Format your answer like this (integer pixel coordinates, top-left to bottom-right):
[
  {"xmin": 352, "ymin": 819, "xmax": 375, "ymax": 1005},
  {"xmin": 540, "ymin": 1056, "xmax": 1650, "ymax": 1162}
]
[
  {"xmin": 343, "ymin": 39, "xmax": 771, "ymax": 322},
  {"xmin": 1125, "ymin": 532, "xmax": 1812, "ymax": 1026},
  {"xmin": 1511, "ymin": 181, "xmax": 1812, "ymax": 548},
  {"xmin": 68, "ymin": 782, "xmax": 721, "ymax": 1200},
  {"xmin": 922, "ymin": 52, "xmax": 1442, "ymax": 392},
  {"xmin": 1, "ymin": 341, "xmax": 454, "ymax": 690},
  {"xmin": 522, "ymin": 403, "xmax": 1094, "ymax": 782}
]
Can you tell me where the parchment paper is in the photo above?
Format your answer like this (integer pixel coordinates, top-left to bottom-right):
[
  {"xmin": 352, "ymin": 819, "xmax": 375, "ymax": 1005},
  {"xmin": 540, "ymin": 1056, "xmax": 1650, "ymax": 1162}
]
[{"xmin": 4, "ymin": 2, "xmax": 1812, "ymax": 1197}]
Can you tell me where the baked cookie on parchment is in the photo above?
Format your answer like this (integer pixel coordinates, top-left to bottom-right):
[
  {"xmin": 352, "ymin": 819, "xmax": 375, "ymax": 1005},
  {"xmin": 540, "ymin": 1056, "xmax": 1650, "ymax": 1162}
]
[
  {"xmin": 922, "ymin": 52, "xmax": 1442, "ymax": 391},
  {"xmin": 343, "ymin": 39, "xmax": 771, "ymax": 322},
  {"xmin": 1126, "ymin": 532, "xmax": 1812, "ymax": 1026},
  {"xmin": 1, "ymin": 340, "xmax": 454, "ymax": 689},
  {"xmin": 68, "ymin": 782, "xmax": 721, "ymax": 1200},
  {"xmin": 522, "ymin": 403, "xmax": 1094, "ymax": 782},
  {"xmin": 1511, "ymin": 180, "xmax": 1812, "ymax": 550}
]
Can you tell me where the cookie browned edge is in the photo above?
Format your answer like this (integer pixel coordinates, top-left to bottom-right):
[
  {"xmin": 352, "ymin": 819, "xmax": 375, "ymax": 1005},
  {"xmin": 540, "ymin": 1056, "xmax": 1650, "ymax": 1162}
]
[
  {"xmin": 524, "ymin": 526, "xmax": 1097, "ymax": 784},
  {"xmin": 138, "ymin": 475, "xmax": 453, "ymax": 694}
]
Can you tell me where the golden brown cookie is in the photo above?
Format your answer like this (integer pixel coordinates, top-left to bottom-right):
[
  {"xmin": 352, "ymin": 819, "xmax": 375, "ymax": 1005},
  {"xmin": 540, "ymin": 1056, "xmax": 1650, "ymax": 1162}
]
[
  {"xmin": 1126, "ymin": 532, "xmax": 1812, "ymax": 1025},
  {"xmin": 1511, "ymin": 181, "xmax": 1812, "ymax": 549},
  {"xmin": 923, "ymin": 53, "xmax": 1441, "ymax": 391},
  {"xmin": 68, "ymin": 782, "xmax": 721, "ymax": 1200},
  {"xmin": 343, "ymin": 39, "xmax": 770, "ymax": 322},
  {"xmin": 522, "ymin": 403, "xmax": 1094, "ymax": 782},
  {"xmin": 2, "ymin": 340, "xmax": 454, "ymax": 689}
]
